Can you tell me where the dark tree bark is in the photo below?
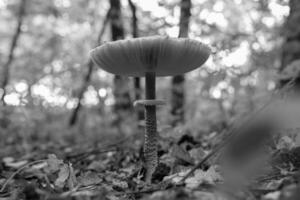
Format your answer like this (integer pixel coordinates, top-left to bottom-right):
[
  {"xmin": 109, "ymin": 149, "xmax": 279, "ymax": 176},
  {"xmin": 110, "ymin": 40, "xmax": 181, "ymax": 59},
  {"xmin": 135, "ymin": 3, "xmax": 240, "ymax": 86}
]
[
  {"xmin": 69, "ymin": 9, "xmax": 111, "ymax": 126},
  {"xmin": 69, "ymin": 60, "xmax": 94, "ymax": 126},
  {"xmin": 0, "ymin": 0, "xmax": 27, "ymax": 105},
  {"xmin": 128, "ymin": 0, "xmax": 138, "ymax": 38},
  {"xmin": 281, "ymin": 0, "xmax": 300, "ymax": 69},
  {"xmin": 128, "ymin": 0, "xmax": 143, "ymax": 121},
  {"xmin": 280, "ymin": 0, "xmax": 300, "ymax": 89},
  {"xmin": 110, "ymin": 0, "xmax": 132, "ymax": 115},
  {"xmin": 170, "ymin": 0, "xmax": 191, "ymax": 126}
]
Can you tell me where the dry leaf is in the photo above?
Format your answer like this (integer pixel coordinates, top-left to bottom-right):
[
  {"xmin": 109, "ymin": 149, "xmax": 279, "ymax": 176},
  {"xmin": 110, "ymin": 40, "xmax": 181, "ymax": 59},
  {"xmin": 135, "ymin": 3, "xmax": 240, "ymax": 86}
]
[
  {"xmin": 171, "ymin": 144, "xmax": 194, "ymax": 165},
  {"xmin": 55, "ymin": 164, "xmax": 69, "ymax": 188},
  {"xmin": 46, "ymin": 154, "xmax": 64, "ymax": 173},
  {"xmin": 78, "ymin": 171, "xmax": 102, "ymax": 186},
  {"xmin": 185, "ymin": 166, "xmax": 222, "ymax": 188},
  {"xmin": 67, "ymin": 163, "xmax": 77, "ymax": 189}
]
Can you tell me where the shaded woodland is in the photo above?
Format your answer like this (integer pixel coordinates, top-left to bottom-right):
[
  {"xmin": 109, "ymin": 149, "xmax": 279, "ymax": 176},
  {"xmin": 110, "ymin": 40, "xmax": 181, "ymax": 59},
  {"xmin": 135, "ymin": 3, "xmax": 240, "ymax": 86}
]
[{"xmin": 0, "ymin": 0, "xmax": 300, "ymax": 199}]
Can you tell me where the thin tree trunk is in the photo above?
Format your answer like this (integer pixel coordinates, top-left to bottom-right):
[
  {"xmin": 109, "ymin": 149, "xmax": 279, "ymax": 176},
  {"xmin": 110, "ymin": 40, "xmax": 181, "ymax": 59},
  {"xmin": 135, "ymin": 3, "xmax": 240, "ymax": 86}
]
[
  {"xmin": 128, "ymin": 0, "xmax": 138, "ymax": 38},
  {"xmin": 281, "ymin": 0, "xmax": 300, "ymax": 71},
  {"xmin": 110, "ymin": 0, "xmax": 132, "ymax": 118},
  {"xmin": 69, "ymin": 60, "xmax": 93, "ymax": 126},
  {"xmin": 69, "ymin": 9, "xmax": 111, "ymax": 126},
  {"xmin": 0, "ymin": 0, "xmax": 27, "ymax": 105},
  {"xmin": 170, "ymin": 0, "xmax": 191, "ymax": 126},
  {"xmin": 128, "ymin": 0, "xmax": 143, "ymax": 121},
  {"xmin": 280, "ymin": 0, "xmax": 300, "ymax": 91}
]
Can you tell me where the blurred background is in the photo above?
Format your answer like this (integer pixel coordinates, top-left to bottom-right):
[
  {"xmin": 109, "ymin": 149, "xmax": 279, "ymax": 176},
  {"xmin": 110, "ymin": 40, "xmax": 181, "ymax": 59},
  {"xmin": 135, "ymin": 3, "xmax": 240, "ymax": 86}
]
[{"xmin": 0, "ymin": 0, "xmax": 298, "ymax": 148}]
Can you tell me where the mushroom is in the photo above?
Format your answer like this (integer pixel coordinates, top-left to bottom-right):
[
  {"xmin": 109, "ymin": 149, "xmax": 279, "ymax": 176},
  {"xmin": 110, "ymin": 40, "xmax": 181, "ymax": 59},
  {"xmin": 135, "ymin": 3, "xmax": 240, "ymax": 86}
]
[{"xmin": 90, "ymin": 36, "xmax": 210, "ymax": 183}]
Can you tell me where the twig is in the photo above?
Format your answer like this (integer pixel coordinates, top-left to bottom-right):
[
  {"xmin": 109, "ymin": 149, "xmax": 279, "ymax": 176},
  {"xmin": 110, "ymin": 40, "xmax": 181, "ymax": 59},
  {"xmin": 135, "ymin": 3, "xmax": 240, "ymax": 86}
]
[
  {"xmin": 256, "ymin": 170, "xmax": 298, "ymax": 182},
  {"xmin": 0, "ymin": 159, "xmax": 46, "ymax": 193},
  {"xmin": 179, "ymin": 78, "xmax": 296, "ymax": 183},
  {"xmin": 67, "ymin": 135, "xmax": 130, "ymax": 161},
  {"xmin": 71, "ymin": 149, "xmax": 118, "ymax": 163}
]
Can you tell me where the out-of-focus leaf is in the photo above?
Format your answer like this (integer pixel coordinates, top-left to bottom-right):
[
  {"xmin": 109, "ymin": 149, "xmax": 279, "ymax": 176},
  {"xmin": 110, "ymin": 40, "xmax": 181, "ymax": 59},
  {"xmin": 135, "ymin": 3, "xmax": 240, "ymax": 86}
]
[
  {"xmin": 295, "ymin": 133, "xmax": 300, "ymax": 147},
  {"xmin": 106, "ymin": 194, "xmax": 120, "ymax": 200},
  {"xmin": 193, "ymin": 191, "xmax": 220, "ymax": 200},
  {"xmin": 3, "ymin": 157, "xmax": 28, "ymax": 168},
  {"xmin": 279, "ymin": 184, "xmax": 300, "ymax": 200},
  {"xmin": 277, "ymin": 136, "xmax": 295, "ymax": 150},
  {"xmin": 111, "ymin": 178, "xmax": 128, "ymax": 190},
  {"xmin": 263, "ymin": 191, "xmax": 281, "ymax": 200},
  {"xmin": 185, "ymin": 166, "xmax": 222, "ymax": 189}
]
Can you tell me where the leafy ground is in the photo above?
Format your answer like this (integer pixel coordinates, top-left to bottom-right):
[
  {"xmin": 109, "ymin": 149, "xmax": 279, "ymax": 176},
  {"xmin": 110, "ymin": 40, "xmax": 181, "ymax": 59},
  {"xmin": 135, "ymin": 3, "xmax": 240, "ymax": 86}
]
[{"xmin": 0, "ymin": 113, "xmax": 300, "ymax": 200}]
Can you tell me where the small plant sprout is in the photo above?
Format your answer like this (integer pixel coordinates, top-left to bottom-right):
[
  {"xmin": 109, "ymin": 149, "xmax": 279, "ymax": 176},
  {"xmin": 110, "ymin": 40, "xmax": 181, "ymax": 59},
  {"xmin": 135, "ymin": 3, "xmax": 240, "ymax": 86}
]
[{"xmin": 90, "ymin": 36, "xmax": 210, "ymax": 183}]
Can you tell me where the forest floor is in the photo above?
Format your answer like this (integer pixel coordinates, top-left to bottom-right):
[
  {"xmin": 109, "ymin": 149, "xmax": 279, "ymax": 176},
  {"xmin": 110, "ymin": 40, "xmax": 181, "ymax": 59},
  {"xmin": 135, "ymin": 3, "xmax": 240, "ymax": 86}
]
[{"xmin": 0, "ymin": 119, "xmax": 300, "ymax": 200}]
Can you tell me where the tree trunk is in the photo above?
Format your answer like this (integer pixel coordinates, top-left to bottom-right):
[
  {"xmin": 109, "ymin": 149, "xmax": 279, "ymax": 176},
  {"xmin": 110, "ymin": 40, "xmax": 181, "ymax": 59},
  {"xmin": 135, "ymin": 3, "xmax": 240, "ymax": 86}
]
[
  {"xmin": 0, "ymin": 0, "xmax": 27, "ymax": 105},
  {"xmin": 170, "ymin": 0, "xmax": 191, "ymax": 126},
  {"xmin": 128, "ymin": 0, "xmax": 143, "ymax": 121},
  {"xmin": 69, "ymin": 60, "xmax": 94, "ymax": 126},
  {"xmin": 128, "ymin": 0, "xmax": 138, "ymax": 38},
  {"xmin": 69, "ymin": 9, "xmax": 111, "ymax": 126},
  {"xmin": 280, "ymin": 0, "xmax": 300, "ymax": 89},
  {"xmin": 281, "ymin": 0, "xmax": 300, "ymax": 69},
  {"xmin": 110, "ymin": 0, "xmax": 132, "ymax": 117}
]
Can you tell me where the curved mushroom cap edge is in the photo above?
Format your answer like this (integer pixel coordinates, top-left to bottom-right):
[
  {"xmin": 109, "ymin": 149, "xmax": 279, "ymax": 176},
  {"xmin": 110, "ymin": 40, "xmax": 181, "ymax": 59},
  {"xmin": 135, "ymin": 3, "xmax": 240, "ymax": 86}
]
[{"xmin": 90, "ymin": 36, "xmax": 211, "ymax": 77}]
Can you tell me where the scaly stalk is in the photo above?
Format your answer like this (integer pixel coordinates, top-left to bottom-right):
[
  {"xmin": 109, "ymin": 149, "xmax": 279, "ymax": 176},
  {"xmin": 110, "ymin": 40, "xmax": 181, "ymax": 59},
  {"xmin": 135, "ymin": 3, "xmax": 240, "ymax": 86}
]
[{"xmin": 144, "ymin": 72, "xmax": 158, "ymax": 183}]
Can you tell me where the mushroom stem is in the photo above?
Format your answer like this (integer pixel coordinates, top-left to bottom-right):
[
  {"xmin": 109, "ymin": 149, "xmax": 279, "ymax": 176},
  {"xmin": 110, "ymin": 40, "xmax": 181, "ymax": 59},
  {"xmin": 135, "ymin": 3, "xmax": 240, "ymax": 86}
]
[{"xmin": 144, "ymin": 72, "xmax": 158, "ymax": 183}]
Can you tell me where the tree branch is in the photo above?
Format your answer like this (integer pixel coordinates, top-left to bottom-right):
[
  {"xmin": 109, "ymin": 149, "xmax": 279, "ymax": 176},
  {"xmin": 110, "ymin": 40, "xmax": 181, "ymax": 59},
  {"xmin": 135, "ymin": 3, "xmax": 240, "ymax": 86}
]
[{"xmin": 1, "ymin": 0, "xmax": 27, "ymax": 105}]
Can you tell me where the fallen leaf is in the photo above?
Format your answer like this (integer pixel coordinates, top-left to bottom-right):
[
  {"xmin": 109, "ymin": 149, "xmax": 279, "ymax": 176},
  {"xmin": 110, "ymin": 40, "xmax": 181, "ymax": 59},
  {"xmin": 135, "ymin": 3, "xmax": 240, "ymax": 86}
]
[
  {"xmin": 67, "ymin": 163, "xmax": 77, "ymax": 189},
  {"xmin": 171, "ymin": 144, "xmax": 194, "ymax": 165},
  {"xmin": 189, "ymin": 147, "xmax": 207, "ymax": 163},
  {"xmin": 3, "ymin": 157, "xmax": 28, "ymax": 168},
  {"xmin": 55, "ymin": 164, "xmax": 69, "ymax": 188},
  {"xmin": 78, "ymin": 171, "xmax": 102, "ymax": 186},
  {"xmin": 45, "ymin": 154, "xmax": 64, "ymax": 173},
  {"xmin": 163, "ymin": 170, "xmax": 190, "ymax": 184}
]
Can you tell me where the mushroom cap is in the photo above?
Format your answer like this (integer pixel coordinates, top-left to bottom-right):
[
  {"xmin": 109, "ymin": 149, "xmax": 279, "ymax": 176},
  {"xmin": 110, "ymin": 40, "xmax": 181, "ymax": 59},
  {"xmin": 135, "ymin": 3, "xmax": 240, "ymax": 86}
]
[{"xmin": 90, "ymin": 36, "xmax": 211, "ymax": 77}]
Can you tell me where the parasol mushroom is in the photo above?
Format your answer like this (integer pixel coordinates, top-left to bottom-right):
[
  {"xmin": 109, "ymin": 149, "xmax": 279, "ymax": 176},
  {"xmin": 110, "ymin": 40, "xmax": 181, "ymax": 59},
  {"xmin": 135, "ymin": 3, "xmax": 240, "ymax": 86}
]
[{"xmin": 90, "ymin": 36, "xmax": 210, "ymax": 183}]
